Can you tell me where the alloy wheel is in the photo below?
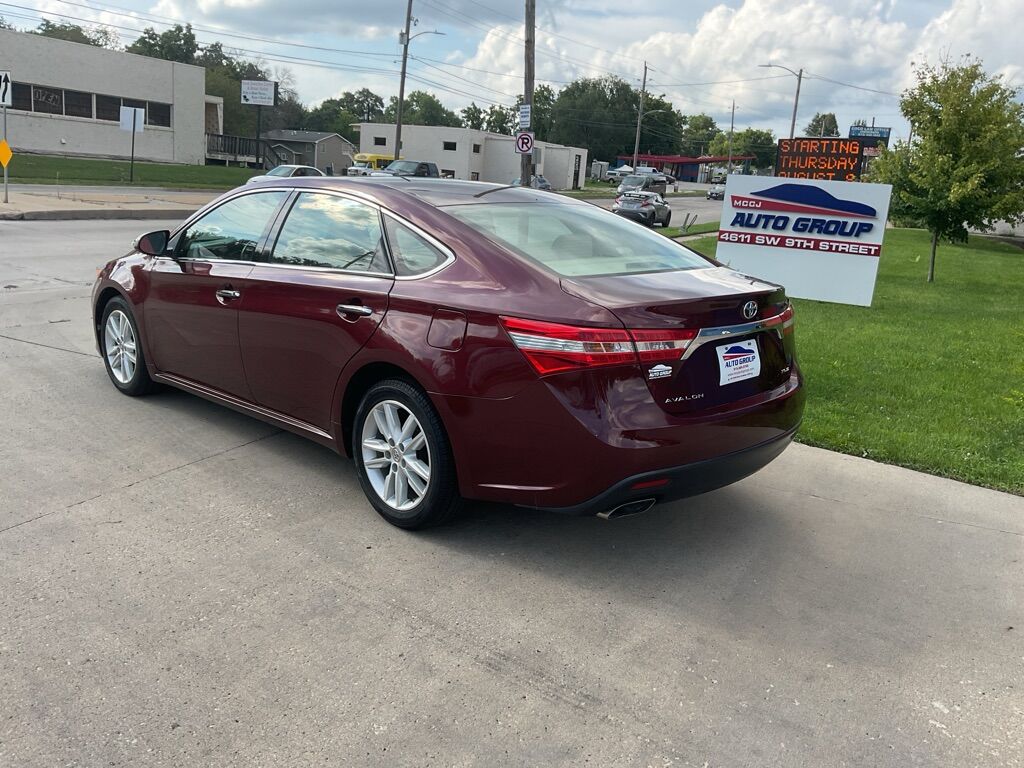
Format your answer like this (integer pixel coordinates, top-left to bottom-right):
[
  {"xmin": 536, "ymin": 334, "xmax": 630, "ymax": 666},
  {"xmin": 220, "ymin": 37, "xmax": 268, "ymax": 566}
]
[
  {"xmin": 360, "ymin": 399, "xmax": 432, "ymax": 511},
  {"xmin": 104, "ymin": 309, "xmax": 137, "ymax": 384}
]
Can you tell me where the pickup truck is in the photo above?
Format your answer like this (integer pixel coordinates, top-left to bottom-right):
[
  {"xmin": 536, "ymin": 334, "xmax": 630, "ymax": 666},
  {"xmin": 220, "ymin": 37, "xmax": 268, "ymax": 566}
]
[{"xmin": 376, "ymin": 160, "xmax": 440, "ymax": 178}]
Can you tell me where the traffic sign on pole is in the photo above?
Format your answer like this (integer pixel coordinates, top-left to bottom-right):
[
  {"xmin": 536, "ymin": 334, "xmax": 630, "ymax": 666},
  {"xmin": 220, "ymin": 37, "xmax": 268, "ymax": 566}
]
[
  {"xmin": 518, "ymin": 103, "xmax": 531, "ymax": 130},
  {"xmin": 0, "ymin": 72, "xmax": 11, "ymax": 108},
  {"xmin": 1, "ymin": 71, "xmax": 10, "ymax": 204},
  {"xmin": 514, "ymin": 131, "xmax": 535, "ymax": 155}
]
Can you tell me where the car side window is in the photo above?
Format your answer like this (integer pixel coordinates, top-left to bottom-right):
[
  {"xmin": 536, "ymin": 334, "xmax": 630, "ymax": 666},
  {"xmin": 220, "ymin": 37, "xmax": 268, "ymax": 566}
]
[
  {"xmin": 270, "ymin": 192, "xmax": 390, "ymax": 273},
  {"xmin": 177, "ymin": 191, "xmax": 287, "ymax": 261},
  {"xmin": 384, "ymin": 218, "xmax": 450, "ymax": 276}
]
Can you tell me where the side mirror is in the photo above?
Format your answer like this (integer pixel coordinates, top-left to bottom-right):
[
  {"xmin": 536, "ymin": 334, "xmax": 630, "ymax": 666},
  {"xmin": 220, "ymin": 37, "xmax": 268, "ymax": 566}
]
[{"xmin": 134, "ymin": 230, "xmax": 170, "ymax": 257}]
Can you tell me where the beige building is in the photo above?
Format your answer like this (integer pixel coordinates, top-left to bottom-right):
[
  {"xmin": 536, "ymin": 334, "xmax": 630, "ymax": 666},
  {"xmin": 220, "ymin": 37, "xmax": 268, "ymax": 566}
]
[
  {"xmin": 357, "ymin": 123, "xmax": 588, "ymax": 190},
  {"xmin": 0, "ymin": 28, "xmax": 210, "ymax": 164}
]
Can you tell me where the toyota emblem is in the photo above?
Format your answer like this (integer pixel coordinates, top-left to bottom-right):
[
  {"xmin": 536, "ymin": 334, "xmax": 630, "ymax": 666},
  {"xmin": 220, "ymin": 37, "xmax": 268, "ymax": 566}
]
[{"xmin": 742, "ymin": 300, "xmax": 758, "ymax": 320}]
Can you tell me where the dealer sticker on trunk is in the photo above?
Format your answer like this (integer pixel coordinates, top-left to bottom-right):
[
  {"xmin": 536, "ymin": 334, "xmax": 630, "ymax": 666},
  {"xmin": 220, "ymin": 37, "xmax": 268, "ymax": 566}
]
[{"xmin": 716, "ymin": 339, "xmax": 761, "ymax": 385}]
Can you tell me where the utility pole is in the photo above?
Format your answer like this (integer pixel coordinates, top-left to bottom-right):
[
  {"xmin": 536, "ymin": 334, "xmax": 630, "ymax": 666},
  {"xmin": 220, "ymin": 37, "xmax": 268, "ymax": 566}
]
[
  {"xmin": 394, "ymin": 0, "xmax": 414, "ymax": 162},
  {"xmin": 786, "ymin": 68, "xmax": 802, "ymax": 139},
  {"xmin": 631, "ymin": 61, "xmax": 648, "ymax": 170},
  {"xmin": 726, "ymin": 99, "xmax": 735, "ymax": 174},
  {"xmin": 520, "ymin": 0, "xmax": 535, "ymax": 186}
]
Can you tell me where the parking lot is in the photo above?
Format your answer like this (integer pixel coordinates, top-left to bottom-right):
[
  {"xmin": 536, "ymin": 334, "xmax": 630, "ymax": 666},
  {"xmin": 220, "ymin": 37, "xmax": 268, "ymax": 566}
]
[{"xmin": 1, "ymin": 219, "xmax": 1021, "ymax": 766}]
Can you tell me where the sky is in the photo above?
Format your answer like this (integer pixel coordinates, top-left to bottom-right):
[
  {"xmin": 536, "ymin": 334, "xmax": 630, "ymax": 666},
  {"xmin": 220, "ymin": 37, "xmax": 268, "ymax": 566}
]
[{"xmin": 6, "ymin": 0, "xmax": 1022, "ymax": 143}]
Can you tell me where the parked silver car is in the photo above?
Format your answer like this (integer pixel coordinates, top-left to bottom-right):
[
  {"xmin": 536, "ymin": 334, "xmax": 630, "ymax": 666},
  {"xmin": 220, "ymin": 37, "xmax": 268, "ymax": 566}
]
[
  {"xmin": 616, "ymin": 173, "xmax": 667, "ymax": 196},
  {"xmin": 246, "ymin": 165, "xmax": 324, "ymax": 184},
  {"xmin": 611, "ymin": 191, "xmax": 672, "ymax": 227}
]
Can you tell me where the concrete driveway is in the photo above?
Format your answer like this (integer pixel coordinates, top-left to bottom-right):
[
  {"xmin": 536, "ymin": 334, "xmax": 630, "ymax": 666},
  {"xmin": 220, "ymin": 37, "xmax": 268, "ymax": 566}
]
[{"xmin": 1, "ymin": 220, "xmax": 1021, "ymax": 767}]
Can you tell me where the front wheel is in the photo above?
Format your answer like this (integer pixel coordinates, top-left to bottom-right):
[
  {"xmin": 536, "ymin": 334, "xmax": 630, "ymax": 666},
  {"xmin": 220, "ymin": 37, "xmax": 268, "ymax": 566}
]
[
  {"xmin": 353, "ymin": 379, "xmax": 463, "ymax": 529},
  {"xmin": 100, "ymin": 297, "xmax": 157, "ymax": 396}
]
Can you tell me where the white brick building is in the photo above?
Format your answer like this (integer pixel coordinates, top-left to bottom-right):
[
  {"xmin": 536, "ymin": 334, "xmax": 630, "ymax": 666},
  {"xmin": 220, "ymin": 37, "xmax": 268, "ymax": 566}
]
[
  {"xmin": 357, "ymin": 123, "xmax": 588, "ymax": 190},
  {"xmin": 1, "ymin": 28, "xmax": 209, "ymax": 164}
]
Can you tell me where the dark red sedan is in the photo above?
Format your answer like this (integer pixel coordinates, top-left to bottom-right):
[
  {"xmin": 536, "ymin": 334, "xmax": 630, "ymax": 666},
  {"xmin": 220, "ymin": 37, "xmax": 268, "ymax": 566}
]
[{"xmin": 92, "ymin": 178, "xmax": 803, "ymax": 528}]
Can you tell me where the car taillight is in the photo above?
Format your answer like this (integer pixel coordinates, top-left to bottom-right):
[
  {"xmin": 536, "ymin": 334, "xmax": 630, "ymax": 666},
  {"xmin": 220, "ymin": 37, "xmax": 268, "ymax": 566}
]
[
  {"xmin": 764, "ymin": 304, "xmax": 795, "ymax": 335},
  {"xmin": 629, "ymin": 328, "xmax": 698, "ymax": 362},
  {"xmin": 500, "ymin": 317, "xmax": 634, "ymax": 375},
  {"xmin": 640, "ymin": 198, "xmax": 652, "ymax": 207},
  {"xmin": 500, "ymin": 317, "xmax": 696, "ymax": 375},
  {"xmin": 614, "ymin": 196, "xmax": 622, "ymax": 204}
]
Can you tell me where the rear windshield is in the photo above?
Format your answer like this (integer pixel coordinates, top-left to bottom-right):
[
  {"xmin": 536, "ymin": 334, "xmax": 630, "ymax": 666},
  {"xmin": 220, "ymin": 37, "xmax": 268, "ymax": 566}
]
[
  {"xmin": 621, "ymin": 175, "xmax": 646, "ymax": 186},
  {"xmin": 387, "ymin": 160, "xmax": 419, "ymax": 173},
  {"xmin": 446, "ymin": 202, "xmax": 711, "ymax": 277}
]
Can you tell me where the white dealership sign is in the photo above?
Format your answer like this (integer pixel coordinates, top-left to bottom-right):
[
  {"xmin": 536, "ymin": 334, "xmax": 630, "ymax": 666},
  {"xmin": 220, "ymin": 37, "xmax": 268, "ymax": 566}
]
[
  {"xmin": 241, "ymin": 80, "xmax": 275, "ymax": 106},
  {"xmin": 716, "ymin": 175, "xmax": 892, "ymax": 306}
]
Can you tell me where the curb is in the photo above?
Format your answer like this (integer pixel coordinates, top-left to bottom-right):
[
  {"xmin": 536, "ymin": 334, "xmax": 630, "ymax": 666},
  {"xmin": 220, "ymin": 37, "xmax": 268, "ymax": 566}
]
[{"xmin": 0, "ymin": 208, "xmax": 197, "ymax": 221}]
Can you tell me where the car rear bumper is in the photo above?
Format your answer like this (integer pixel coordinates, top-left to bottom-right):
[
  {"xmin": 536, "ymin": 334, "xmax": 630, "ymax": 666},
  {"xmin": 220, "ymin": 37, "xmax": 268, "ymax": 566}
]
[
  {"xmin": 432, "ymin": 368, "xmax": 804, "ymax": 510},
  {"xmin": 531, "ymin": 425, "xmax": 798, "ymax": 516},
  {"xmin": 613, "ymin": 209, "xmax": 653, "ymax": 222}
]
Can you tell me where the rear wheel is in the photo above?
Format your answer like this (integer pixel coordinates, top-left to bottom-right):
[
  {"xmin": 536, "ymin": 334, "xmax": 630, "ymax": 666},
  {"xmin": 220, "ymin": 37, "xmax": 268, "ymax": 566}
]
[
  {"xmin": 352, "ymin": 379, "xmax": 463, "ymax": 529},
  {"xmin": 100, "ymin": 297, "xmax": 157, "ymax": 396},
  {"xmin": 663, "ymin": 211, "xmax": 672, "ymax": 227}
]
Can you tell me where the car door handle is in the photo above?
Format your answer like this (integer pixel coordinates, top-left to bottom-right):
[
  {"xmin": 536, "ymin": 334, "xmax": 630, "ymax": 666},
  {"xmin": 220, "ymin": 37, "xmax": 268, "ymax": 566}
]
[
  {"xmin": 337, "ymin": 303, "xmax": 373, "ymax": 318},
  {"xmin": 216, "ymin": 289, "xmax": 241, "ymax": 301}
]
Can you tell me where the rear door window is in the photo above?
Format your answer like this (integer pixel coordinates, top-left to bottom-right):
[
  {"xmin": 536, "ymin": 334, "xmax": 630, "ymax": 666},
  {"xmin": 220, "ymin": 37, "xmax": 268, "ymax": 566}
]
[{"xmin": 270, "ymin": 192, "xmax": 390, "ymax": 273}]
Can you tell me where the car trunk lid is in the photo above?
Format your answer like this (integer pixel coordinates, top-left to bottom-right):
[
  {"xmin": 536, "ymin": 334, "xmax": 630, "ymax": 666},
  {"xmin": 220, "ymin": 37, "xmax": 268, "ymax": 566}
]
[{"xmin": 561, "ymin": 267, "xmax": 797, "ymax": 415}]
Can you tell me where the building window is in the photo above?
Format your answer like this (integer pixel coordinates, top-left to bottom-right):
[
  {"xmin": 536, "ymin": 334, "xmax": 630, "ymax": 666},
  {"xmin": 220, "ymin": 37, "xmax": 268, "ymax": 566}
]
[
  {"xmin": 122, "ymin": 98, "xmax": 146, "ymax": 114},
  {"xmin": 442, "ymin": 141, "xmax": 457, "ymax": 151},
  {"xmin": 147, "ymin": 102, "xmax": 172, "ymax": 128},
  {"xmin": 32, "ymin": 85, "xmax": 62, "ymax": 115},
  {"xmin": 11, "ymin": 83, "xmax": 31, "ymax": 112},
  {"xmin": 374, "ymin": 136, "xmax": 387, "ymax": 146},
  {"xmin": 63, "ymin": 90, "xmax": 93, "ymax": 119},
  {"xmin": 472, "ymin": 144, "xmax": 481, "ymax": 154},
  {"xmin": 441, "ymin": 169, "xmax": 455, "ymax": 178},
  {"xmin": 471, "ymin": 171, "xmax": 479, "ymax": 181},
  {"xmin": 96, "ymin": 94, "xmax": 120, "ymax": 121}
]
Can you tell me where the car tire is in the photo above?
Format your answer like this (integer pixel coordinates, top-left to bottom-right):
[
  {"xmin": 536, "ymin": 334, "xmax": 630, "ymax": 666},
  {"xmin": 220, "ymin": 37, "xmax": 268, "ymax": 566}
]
[
  {"xmin": 352, "ymin": 378, "xmax": 464, "ymax": 529},
  {"xmin": 663, "ymin": 211, "xmax": 672, "ymax": 227},
  {"xmin": 100, "ymin": 296, "xmax": 157, "ymax": 397}
]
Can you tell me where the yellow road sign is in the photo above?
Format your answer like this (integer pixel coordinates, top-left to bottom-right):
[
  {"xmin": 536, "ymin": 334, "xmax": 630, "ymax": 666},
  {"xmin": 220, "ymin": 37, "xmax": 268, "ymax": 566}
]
[{"xmin": 0, "ymin": 139, "xmax": 11, "ymax": 169}]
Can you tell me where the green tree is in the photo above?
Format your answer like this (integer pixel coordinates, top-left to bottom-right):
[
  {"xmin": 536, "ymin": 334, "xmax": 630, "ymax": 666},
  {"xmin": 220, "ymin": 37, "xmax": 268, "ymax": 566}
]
[
  {"xmin": 678, "ymin": 114, "xmax": 719, "ymax": 155},
  {"xmin": 549, "ymin": 77, "xmax": 637, "ymax": 160},
  {"xmin": 461, "ymin": 102, "xmax": 485, "ymax": 130},
  {"xmin": 708, "ymin": 127, "xmax": 777, "ymax": 168},
  {"xmin": 0, "ymin": 16, "xmax": 13, "ymax": 29},
  {"xmin": 484, "ymin": 104, "xmax": 515, "ymax": 134},
  {"xmin": 804, "ymin": 111, "xmax": 839, "ymax": 137},
  {"xmin": 304, "ymin": 98, "xmax": 360, "ymax": 142},
  {"xmin": 340, "ymin": 89, "xmax": 384, "ymax": 122},
  {"xmin": 872, "ymin": 57, "xmax": 1024, "ymax": 282},
  {"xmin": 384, "ymin": 91, "xmax": 461, "ymax": 127},
  {"xmin": 126, "ymin": 24, "xmax": 198, "ymax": 64},
  {"xmin": 31, "ymin": 19, "xmax": 117, "ymax": 47}
]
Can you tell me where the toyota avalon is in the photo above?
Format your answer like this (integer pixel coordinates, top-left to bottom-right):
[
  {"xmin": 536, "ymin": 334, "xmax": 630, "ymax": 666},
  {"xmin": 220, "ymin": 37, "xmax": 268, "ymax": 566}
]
[{"xmin": 92, "ymin": 178, "xmax": 803, "ymax": 528}]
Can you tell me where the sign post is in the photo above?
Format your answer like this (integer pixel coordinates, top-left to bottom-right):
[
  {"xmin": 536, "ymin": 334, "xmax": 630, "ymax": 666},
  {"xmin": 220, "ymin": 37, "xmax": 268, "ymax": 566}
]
[
  {"xmin": 514, "ymin": 131, "xmax": 535, "ymax": 155},
  {"xmin": 1, "ymin": 70, "xmax": 11, "ymax": 204},
  {"xmin": 241, "ymin": 80, "xmax": 276, "ymax": 168},
  {"xmin": 119, "ymin": 106, "xmax": 145, "ymax": 183}
]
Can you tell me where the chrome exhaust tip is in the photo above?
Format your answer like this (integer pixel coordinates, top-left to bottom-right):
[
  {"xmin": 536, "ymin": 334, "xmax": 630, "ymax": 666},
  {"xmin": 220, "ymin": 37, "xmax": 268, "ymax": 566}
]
[{"xmin": 597, "ymin": 498, "xmax": 657, "ymax": 520}]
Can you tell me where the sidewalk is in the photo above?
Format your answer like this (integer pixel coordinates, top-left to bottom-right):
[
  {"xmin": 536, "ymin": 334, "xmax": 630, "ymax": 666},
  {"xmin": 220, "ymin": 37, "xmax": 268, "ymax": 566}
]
[{"xmin": 0, "ymin": 186, "xmax": 217, "ymax": 221}]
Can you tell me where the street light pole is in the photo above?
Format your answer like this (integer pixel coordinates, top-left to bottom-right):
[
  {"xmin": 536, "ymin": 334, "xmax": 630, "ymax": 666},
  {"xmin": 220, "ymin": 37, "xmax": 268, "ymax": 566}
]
[
  {"xmin": 394, "ymin": 0, "xmax": 414, "ymax": 162},
  {"xmin": 393, "ymin": 4, "xmax": 444, "ymax": 163},
  {"xmin": 759, "ymin": 63, "xmax": 803, "ymax": 139},
  {"xmin": 631, "ymin": 61, "xmax": 648, "ymax": 170}
]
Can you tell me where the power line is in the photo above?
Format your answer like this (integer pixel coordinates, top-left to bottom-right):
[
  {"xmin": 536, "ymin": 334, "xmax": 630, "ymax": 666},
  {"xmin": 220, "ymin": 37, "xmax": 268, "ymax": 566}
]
[{"xmin": 803, "ymin": 71, "xmax": 900, "ymax": 97}]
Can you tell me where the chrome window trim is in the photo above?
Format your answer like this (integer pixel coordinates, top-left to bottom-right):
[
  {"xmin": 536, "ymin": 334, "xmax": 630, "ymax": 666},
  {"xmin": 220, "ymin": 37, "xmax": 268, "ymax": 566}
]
[
  {"xmin": 381, "ymin": 210, "xmax": 457, "ymax": 281},
  {"xmin": 164, "ymin": 184, "xmax": 455, "ymax": 281},
  {"xmin": 680, "ymin": 308, "xmax": 793, "ymax": 361}
]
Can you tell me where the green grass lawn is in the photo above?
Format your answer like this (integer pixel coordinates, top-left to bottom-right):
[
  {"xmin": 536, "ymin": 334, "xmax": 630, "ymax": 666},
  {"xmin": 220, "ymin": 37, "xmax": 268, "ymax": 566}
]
[
  {"xmin": 686, "ymin": 228, "xmax": 1024, "ymax": 494},
  {"xmin": 8, "ymin": 154, "xmax": 259, "ymax": 189}
]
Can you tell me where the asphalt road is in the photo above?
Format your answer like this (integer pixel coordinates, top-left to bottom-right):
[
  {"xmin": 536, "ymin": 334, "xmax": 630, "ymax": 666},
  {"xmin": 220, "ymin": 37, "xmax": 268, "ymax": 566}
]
[{"xmin": 1, "ymin": 220, "xmax": 1021, "ymax": 767}]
